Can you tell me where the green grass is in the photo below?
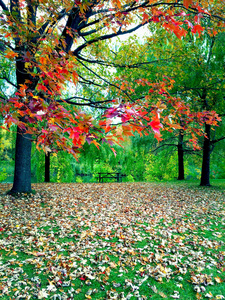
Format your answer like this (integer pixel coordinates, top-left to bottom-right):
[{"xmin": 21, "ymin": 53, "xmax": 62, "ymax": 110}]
[
  {"xmin": 162, "ymin": 178, "xmax": 225, "ymax": 189},
  {"xmin": 0, "ymin": 181, "xmax": 224, "ymax": 299}
]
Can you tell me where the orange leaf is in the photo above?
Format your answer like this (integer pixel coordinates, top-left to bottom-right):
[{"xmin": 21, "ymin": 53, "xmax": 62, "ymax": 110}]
[
  {"xmin": 110, "ymin": 147, "xmax": 117, "ymax": 157},
  {"xmin": 91, "ymin": 140, "xmax": 100, "ymax": 149},
  {"xmin": 5, "ymin": 51, "xmax": 18, "ymax": 59},
  {"xmin": 72, "ymin": 71, "xmax": 78, "ymax": 86},
  {"xmin": 183, "ymin": 0, "xmax": 192, "ymax": 8}
]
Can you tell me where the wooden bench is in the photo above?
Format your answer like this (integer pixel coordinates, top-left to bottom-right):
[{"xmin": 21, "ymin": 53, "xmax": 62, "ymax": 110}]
[{"xmin": 97, "ymin": 172, "xmax": 126, "ymax": 183}]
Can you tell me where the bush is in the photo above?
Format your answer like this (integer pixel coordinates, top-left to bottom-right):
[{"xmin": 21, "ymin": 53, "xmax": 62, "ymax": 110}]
[
  {"xmin": 126, "ymin": 174, "xmax": 135, "ymax": 182},
  {"xmin": 93, "ymin": 163, "xmax": 115, "ymax": 182},
  {"xmin": 144, "ymin": 152, "xmax": 177, "ymax": 181},
  {"xmin": 75, "ymin": 176, "xmax": 83, "ymax": 183},
  {"xmin": 0, "ymin": 167, "xmax": 7, "ymax": 182}
]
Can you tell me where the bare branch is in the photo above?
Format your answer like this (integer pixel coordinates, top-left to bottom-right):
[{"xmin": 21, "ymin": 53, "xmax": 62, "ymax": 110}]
[
  {"xmin": 73, "ymin": 23, "xmax": 145, "ymax": 56},
  {"xmin": 78, "ymin": 73, "xmax": 102, "ymax": 87},
  {"xmin": 0, "ymin": 95, "xmax": 7, "ymax": 101},
  {"xmin": 152, "ymin": 143, "xmax": 177, "ymax": 152},
  {"xmin": 76, "ymin": 52, "xmax": 182, "ymax": 69},
  {"xmin": 211, "ymin": 136, "xmax": 225, "ymax": 144},
  {"xmin": 0, "ymin": 76, "xmax": 17, "ymax": 88},
  {"xmin": 61, "ymin": 95, "xmax": 115, "ymax": 104},
  {"xmin": 0, "ymin": 0, "xmax": 8, "ymax": 11},
  {"xmin": 38, "ymin": 9, "xmax": 67, "ymax": 35},
  {"xmin": 57, "ymin": 97, "xmax": 111, "ymax": 109},
  {"xmin": 77, "ymin": 59, "xmax": 133, "ymax": 102},
  {"xmin": 78, "ymin": 24, "xmax": 105, "ymax": 36}
]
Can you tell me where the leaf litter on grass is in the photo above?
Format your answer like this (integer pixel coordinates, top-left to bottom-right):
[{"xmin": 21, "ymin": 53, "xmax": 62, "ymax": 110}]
[{"xmin": 0, "ymin": 182, "xmax": 224, "ymax": 300}]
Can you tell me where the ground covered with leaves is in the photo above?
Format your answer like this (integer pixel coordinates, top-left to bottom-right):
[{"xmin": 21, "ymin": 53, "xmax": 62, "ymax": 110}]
[{"xmin": 0, "ymin": 182, "xmax": 224, "ymax": 300}]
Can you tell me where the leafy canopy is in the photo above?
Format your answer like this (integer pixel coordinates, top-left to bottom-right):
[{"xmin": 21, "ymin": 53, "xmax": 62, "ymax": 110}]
[{"xmin": 0, "ymin": 0, "xmax": 224, "ymax": 155}]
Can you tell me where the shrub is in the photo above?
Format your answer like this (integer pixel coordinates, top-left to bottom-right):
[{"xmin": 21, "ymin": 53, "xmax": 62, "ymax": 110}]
[
  {"xmin": 0, "ymin": 168, "xmax": 7, "ymax": 182},
  {"xmin": 75, "ymin": 176, "xmax": 83, "ymax": 183}
]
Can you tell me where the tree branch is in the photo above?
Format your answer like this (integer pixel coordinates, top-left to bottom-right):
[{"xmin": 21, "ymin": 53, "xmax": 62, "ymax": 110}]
[
  {"xmin": 76, "ymin": 52, "xmax": 182, "ymax": 69},
  {"xmin": 0, "ymin": 0, "xmax": 8, "ymax": 11},
  {"xmin": 152, "ymin": 143, "xmax": 177, "ymax": 152},
  {"xmin": 73, "ymin": 23, "xmax": 145, "ymax": 56},
  {"xmin": 38, "ymin": 9, "xmax": 67, "ymax": 35},
  {"xmin": 77, "ymin": 73, "xmax": 102, "ymax": 87},
  {"xmin": 57, "ymin": 98, "xmax": 111, "ymax": 109},
  {"xmin": 211, "ymin": 136, "xmax": 225, "ymax": 144},
  {"xmin": 77, "ymin": 59, "xmax": 133, "ymax": 102},
  {"xmin": 0, "ymin": 76, "xmax": 17, "ymax": 88}
]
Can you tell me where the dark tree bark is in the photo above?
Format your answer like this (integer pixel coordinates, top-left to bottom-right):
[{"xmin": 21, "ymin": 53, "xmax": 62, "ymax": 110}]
[
  {"xmin": 200, "ymin": 123, "xmax": 211, "ymax": 186},
  {"xmin": 45, "ymin": 153, "xmax": 50, "ymax": 182},
  {"xmin": 9, "ymin": 0, "xmax": 37, "ymax": 193},
  {"xmin": 10, "ymin": 62, "xmax": 33, "ymax": 192},
  {"xmin": 177, "ymin": 129, "xmax": 184, "ymax": 180},
  {"xmin": 10, "ymin": 127, "xmax": 32, "ymax": 193}
]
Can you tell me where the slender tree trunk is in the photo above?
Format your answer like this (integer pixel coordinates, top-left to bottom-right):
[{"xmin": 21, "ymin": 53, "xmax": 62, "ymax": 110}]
[
  {"xmin": 45, "ymin": 153, "xmax": 50, "ymax": 182},
  {"xmin": 10, "ymin": 127, "xmax": 32, "ymax": 193},
  {"xmin": 200, "ymin": 123, "xmax": 211, "ymax": 186},
  {"xmin": 177, "ymin": 129, "xmax": 184, "ymax": 180}
]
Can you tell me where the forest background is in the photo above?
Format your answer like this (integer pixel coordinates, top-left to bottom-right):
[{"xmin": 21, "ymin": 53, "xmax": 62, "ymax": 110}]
[{"xmin": 0, "ymin": 1, "xmax": 225, "ymax": 187}]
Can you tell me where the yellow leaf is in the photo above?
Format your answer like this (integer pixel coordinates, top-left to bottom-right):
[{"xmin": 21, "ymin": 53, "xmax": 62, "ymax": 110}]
[
  {"xmin": 112, "ymin": 27, "xmax": 117, "ymax": 34},
  {"xmin": 157, "ymin": 277, "xmax": 163, "ymax": 282},
  {"xmin": 215, "ymin": 276, "xmax": 223, "ymax": 283},
  {"xmin": 105, "ymin": 267, "xmax": 111, "ymax": 275},
  {"xmin": 81, "ymin": 231, "xmax": 88, "ymax": 239},
  {"xmin": 110, "ymin": 262, "xmax": 117, "ymax": 268},
  {"xmin": 158, "ymin": 291, "xmax": 167, "ymax": 298},
  {"xmin": 25, "ymin": 62, "xmax": 31, "ymax": 68},
  {"xmin": 196, "ymin": 293, "xmax": 202, "ymax": 300}
]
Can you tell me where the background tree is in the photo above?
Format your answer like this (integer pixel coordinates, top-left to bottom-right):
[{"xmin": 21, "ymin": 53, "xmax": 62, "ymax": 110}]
[{"xmin": 115, "ymin": 20, "xmax": 225, "ymax": 185}]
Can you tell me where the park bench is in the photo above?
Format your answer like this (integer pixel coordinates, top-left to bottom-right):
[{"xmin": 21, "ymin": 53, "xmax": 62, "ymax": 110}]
[{"xmin": 97, "ymin": 172, "xmax": 126, "ymax": 183}]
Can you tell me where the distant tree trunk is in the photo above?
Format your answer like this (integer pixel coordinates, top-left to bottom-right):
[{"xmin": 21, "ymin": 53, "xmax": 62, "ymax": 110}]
[
  {"xmin": 200, "ymin": 123, "xmax": 211, "ymax": 186},
  {"xmin": 45, "ymin": 153, "xmax": 50, "ymax": 182},
  {"xmin": 177, "ymin": 129, "xmax": 184, "ymax": 180},
  {"xmin": 10, "ymin": 127, "xmax": 32, "ymax": 193}
]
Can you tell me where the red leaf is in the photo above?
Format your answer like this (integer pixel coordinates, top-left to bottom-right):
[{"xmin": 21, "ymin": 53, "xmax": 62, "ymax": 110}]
[
  {"xmin": 191, "ymin": 24, "xmax": 204, "ymax": 36},
  {"xmin": 142, "ymin": 13, "xmax": 149, "ymax": 24},
  {"xmin": 37, "ymin": 84, "xmax": 48, "ymax": 92},
  {"xmin": 80, "ymin": 276, "xmax": 86, "ymax": 281},
  {"xmin": 148, "ymin": 115, "xmax": 163, "ymax": 135}
]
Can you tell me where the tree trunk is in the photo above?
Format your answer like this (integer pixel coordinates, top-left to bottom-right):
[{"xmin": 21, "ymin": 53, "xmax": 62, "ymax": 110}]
[
  {"xmin": 45, "ymin": 153, "xmax": 50, "ymax": 182},
  {"xmin": 177, "ymin": 129, "xmax": 184, "ymax": 180},
  {"xmin": 10, "ymin": 126, "xmax": 32, "ymax": 193},
  {"xmin": 9, "ymin": 30, "xmax": 34, "ymax": 193},
  {"xmin": 200, "ymin": 123, "xmax": 211, "ymax": 186}
]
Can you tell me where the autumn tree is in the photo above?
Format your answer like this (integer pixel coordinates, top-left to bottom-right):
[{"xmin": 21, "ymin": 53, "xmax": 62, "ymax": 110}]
[{"xmin": 0, "ymin": 0, "xmax": 224, "ymax": 192}]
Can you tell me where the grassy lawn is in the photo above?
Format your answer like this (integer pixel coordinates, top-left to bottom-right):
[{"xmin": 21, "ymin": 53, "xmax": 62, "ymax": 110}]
[{"xmin": 0, "ymin": 181, "xmax": 224, "ymax": 299}]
